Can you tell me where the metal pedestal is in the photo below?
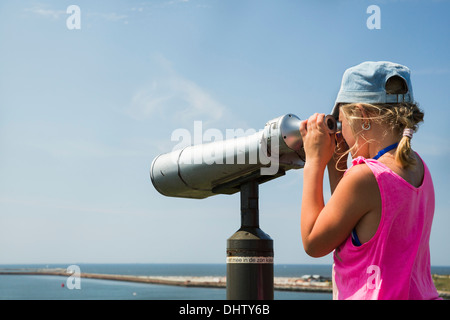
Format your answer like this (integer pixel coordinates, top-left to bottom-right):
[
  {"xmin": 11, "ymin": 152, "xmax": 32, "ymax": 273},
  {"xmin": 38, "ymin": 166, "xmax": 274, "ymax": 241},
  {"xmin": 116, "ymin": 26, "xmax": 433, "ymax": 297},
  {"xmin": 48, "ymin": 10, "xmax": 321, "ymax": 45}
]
[{"xmin": 226, "ymin": 180, "xmax": 274, "ymax": 300}]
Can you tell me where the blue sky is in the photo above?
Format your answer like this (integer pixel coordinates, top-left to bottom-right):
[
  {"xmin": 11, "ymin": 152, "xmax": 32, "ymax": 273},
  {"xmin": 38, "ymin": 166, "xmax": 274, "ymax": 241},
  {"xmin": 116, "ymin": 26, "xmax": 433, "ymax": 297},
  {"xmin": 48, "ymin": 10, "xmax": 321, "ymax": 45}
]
[{"xmin": 0, "ymin": 0, "xmax": 449, "ymax": 265}]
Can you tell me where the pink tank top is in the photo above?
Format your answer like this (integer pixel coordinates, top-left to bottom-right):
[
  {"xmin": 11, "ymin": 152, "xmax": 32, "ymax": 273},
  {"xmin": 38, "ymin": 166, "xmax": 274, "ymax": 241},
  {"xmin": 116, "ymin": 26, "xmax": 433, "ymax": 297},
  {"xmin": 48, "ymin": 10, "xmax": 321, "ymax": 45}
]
[{"xmin": 332, "ymin": 156, "xmax": 441, "ymax": 300}]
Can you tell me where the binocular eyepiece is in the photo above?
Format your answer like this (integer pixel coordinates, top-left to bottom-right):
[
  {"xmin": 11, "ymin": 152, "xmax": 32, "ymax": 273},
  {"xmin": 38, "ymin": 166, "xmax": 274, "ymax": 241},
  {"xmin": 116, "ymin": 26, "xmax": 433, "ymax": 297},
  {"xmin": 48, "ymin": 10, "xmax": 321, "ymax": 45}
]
[{"xmin": 324, "ymin": 115, "xmax": 342, "ymax": 134}]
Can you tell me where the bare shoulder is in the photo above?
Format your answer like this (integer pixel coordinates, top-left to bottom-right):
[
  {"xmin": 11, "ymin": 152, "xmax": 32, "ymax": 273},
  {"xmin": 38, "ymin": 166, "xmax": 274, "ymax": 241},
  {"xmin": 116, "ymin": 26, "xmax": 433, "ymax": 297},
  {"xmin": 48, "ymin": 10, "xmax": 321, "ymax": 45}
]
[
  {"xmin": 328, "ymin": 162, "xmax": 380, "ymax": 215},
  {"xmin": 342, "ymin": 162, "xmax": 377, "ymax": 189},
  {"xmin": 408, "ymin": 151, "xmax": 425, "ymax": 187},
  {"xmin": 331, "ymin": 162, "xmax": 380, "ymax": 213},
  {"xmin": 382, "ymin": 151, "xmax": 425, "ymax": 187}
]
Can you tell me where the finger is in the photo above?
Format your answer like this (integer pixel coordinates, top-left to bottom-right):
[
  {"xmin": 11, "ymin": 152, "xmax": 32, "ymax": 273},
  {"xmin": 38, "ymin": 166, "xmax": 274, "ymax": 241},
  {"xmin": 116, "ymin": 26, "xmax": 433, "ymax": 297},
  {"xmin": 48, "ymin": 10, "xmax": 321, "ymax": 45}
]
[
  {"xmin": 299, "ymin": 119, "xmax": 308, "ymax": 137},
  {"xmin": 308, "ymin": 113, "xmax": 319, "ymax": 129},
  {"xmin": 316, "ymin": 113, "xmax": 326, "ymax": 130}
]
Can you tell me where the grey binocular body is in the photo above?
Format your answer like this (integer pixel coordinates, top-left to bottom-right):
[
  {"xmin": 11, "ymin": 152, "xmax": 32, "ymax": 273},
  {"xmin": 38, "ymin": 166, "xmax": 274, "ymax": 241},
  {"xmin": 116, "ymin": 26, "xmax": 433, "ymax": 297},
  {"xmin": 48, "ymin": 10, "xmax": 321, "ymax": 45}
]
[{"xmin": 150, "ymin": 114, "xmax": 340, "ymax": 199}]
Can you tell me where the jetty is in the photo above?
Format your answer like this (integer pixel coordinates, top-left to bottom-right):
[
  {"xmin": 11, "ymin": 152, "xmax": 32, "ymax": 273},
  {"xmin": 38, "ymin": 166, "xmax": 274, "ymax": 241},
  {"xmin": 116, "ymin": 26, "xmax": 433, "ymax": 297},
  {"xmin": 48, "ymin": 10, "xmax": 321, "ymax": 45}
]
[
  {"xmin": 0, "ymin": 268, "xmax": 332, "ymax": 293},
  {"xmin": 2, "ymin": 268, "xmax": 449, "ymax": 298}
]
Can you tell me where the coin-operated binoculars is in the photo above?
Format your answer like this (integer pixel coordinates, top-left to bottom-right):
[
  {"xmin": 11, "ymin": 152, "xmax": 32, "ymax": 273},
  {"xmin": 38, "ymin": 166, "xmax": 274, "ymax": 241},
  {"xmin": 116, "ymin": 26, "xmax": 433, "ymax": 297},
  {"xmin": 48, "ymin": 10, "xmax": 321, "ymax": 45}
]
[{"xmin": 150, "ymin": 113, "xmax": 339, "ymax": 300}]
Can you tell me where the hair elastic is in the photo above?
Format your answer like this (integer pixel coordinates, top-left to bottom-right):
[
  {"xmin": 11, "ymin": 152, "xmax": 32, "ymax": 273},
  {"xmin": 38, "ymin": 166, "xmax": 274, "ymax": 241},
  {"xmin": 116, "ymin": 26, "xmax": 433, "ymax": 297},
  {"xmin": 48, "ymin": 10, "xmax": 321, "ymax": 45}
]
[{"xmin": 403, "ymin": 128, "xmax": 414, "ymax": 139}]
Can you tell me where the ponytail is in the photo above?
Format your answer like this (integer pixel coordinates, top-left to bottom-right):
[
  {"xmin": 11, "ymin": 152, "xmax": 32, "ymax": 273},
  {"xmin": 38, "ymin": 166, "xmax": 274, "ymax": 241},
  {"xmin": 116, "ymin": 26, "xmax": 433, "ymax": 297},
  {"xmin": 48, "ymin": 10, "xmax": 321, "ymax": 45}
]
[
  {"xmin": 396, "ymin": 132, "xmax": 415, "ymax": 168},
  {"xmin": 392, "ymin": 103, "xmax": 424, "ymax": 168}
]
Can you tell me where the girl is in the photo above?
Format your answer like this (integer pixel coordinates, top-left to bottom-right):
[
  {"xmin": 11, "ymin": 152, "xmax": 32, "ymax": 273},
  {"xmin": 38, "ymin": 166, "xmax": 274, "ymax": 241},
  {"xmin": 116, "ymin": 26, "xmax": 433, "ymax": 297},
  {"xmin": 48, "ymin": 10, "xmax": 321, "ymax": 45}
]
[{"xmin": 299, "ymin": 61, "xmax": 441, "ymax": 300}]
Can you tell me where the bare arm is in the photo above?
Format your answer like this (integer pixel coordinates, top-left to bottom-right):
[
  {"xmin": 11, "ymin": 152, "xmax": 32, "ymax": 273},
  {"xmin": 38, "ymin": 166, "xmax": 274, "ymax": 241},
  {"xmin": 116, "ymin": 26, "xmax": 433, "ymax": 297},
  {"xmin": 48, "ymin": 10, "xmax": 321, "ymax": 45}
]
[
  {"xmin": 302, "ymin": 164, "xmax": 378, "ymax": 257},
  {"xmin": 299, "ymin": 114, "xmax": 376, "ymax": 257}
]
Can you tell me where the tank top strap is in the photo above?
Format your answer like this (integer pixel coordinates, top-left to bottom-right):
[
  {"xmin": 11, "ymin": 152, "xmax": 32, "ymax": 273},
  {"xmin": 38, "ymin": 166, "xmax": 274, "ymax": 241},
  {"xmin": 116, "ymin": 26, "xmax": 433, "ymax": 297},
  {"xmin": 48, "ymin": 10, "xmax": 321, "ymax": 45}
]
[{"xmin": 348, "ymin": 156, "xmax": 386, "ymax": 176}]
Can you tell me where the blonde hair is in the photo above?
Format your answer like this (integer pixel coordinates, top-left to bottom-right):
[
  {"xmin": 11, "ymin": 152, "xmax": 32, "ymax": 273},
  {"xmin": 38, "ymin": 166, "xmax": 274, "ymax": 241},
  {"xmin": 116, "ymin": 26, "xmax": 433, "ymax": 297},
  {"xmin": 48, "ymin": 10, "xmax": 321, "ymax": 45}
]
[{"xmin": 340, "ymin": 102, "xmax": 424, "ymax": 168}]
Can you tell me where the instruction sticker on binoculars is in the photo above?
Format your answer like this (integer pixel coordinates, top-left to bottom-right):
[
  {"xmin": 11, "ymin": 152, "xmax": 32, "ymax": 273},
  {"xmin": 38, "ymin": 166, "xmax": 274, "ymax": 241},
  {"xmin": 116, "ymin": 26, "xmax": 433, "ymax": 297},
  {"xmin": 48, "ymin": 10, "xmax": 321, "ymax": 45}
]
[{"xmin": 226, "ymin": 257, "xmax": 274, "ymax": 264}]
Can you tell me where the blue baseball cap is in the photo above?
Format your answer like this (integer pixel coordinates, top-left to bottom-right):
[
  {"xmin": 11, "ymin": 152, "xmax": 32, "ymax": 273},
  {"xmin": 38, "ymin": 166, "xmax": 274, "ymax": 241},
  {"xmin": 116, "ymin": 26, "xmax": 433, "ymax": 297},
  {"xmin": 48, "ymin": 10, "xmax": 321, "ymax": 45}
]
[{"xmin": 330, "ymin": 61, "xmax": 414, "ymax": 118}]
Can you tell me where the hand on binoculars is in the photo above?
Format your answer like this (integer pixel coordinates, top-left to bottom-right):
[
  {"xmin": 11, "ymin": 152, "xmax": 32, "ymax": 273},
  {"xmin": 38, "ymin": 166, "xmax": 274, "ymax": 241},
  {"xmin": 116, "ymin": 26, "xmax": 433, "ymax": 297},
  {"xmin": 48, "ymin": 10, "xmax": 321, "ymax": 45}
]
[{"xmin": 299, "ymin": 113, "xmax": 336, "ymax": 169}]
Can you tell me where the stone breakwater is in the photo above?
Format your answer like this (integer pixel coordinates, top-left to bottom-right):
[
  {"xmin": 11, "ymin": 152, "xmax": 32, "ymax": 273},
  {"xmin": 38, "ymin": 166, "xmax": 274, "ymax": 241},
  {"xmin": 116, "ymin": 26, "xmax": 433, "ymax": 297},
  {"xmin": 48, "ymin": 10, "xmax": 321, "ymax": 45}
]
[
  {"xmin": 4, "ymin": 268, "xmax": 449, "ymax": 298},
  {"xmin": 0, "ymin": 268, "xmax": 332, "ymax": 293}
]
